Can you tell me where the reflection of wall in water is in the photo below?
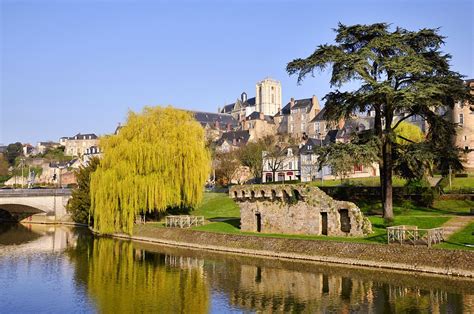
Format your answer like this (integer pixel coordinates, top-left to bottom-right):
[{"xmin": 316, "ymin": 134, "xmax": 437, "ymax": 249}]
[{"xmin": 227, "ymin": 264, "xmax": 376, "ymax": 312}]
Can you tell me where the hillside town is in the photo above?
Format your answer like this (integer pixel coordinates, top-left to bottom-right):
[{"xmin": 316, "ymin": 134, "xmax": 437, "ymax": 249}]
[{"xmin": 1, "ymin": 77, "xmax": 473, "ymax": 188}]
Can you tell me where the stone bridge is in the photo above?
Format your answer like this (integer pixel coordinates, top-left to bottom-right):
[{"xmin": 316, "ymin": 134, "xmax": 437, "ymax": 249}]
[{"xmin": 0, "ymin": 189, "xmax": 72, "ymax": 223}]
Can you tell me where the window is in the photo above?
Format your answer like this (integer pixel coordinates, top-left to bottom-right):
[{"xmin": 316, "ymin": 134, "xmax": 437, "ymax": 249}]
[
  {"xmin": 307, "ymin": 145, "xmax": 312, "ymax": 150},
  {"xmin": 315, "ymin": 122, "xmax": 320, "ymax": 132},
  {"xmin": 465, "ymin": 136, "xmax": 468, "ymax": 141},
  {"xmin": 288, "ymin": 162, "xmax": 293, "ymax": 170},
  {"xmin": 460, "ymin": 113, "xmax": 464, "ymax": 125},
  {"xmin": 354, "ymin": 164, "xmax": 363, "ymax": 172}
]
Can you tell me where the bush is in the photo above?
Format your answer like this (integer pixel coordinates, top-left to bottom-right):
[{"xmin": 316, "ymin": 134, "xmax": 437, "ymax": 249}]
[
  {"xmin": 455, "ymin": 173, "xmax": 469, "ymax": 178},
  {"xmin": 405, "ymin": 179, "xmax": 436, "ymax": 207}
]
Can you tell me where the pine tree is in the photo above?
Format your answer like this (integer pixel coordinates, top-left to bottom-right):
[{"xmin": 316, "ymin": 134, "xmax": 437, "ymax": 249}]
[{"xmin": 287, "ymin": 23, "xmax": 471, "ymax": 220}]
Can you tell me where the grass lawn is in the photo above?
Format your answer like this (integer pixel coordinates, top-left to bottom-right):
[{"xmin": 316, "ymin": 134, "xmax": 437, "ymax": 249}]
[
  {"xmin": 436, "ymin": 223, "xmax": 474, "ymax": 250},
  {"xmin": 309, "ymin": 176, "xmax": 407, "ymax": 187},
  {"xmin": 187, "ymin": 192, "xmax": 458, "ymax": 245},
  {"xmin": 443, "ymin": 174, "xmax": 474, "ymax": 192},
  {"xmin": 190, "ymin": 192, "xmax": 240, "ymax": 219}
]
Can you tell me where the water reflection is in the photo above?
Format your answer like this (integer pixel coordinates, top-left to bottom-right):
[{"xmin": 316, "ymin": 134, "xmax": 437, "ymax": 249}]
[{"xmin": 0, "ymin": 224, "xmax": 473, "ymax": 313}]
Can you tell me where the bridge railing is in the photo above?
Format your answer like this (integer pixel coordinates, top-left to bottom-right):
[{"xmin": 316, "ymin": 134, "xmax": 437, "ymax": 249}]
[{"xmin": 0, "ymin": 189, "xmax": 72, "ymax": 197}]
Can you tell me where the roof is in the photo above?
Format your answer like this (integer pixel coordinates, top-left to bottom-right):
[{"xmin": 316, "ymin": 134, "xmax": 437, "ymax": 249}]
[
  {"xmin": 38, "ymin": 141, "xmax": 59, "ymax": 146},
  {"xmin": 275, "ymin": 98, "xmax": 314, "ymax": 117},
  {"xmin": 311, "ymin": 107, "xmax": 328, "ymax": 122},
  {"xmin": 192, "ymin": 111, "xmax": 238, "ymax": 129},
  {"xmin": 221, "ymin": 97, "xmax": 256, "ymax": 113},
  {"xmin": 216, "ymin": 130, "xmax": 250, "ymax": 147},
  {"xmin": 299, "ymin": 138, "xmax": 325, "ymax": 154},
  {"xmin": 63, "ymin": 133, "xmax": 98, "ymax": 140},
  {"xmin": 245, "ymin": 111, "xmax": 274, "ymax": 123}
]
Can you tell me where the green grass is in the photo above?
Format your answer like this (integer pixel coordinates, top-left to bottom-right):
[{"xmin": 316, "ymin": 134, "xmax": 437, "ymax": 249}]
[
  {"xmin": 356, "ymin": 199, "xmax": 474, "ymax": 216},
  {"xmin": 443, "ymin": 175, "xmax": 474, "ymax": 191},
  {"xmin": 188, "ymin": 192, "xmax": 453, "ymax": 245},
  {"xmin": 191, "ymin": 192, "xmax": 240, "ymax": 219},
  {"xmin": 436, "ymin": 223, "xmax": 474, "ymax": 250},
  {"xmin": 308, "ymin": 176, "xmax": 407, "ymax": 187}
]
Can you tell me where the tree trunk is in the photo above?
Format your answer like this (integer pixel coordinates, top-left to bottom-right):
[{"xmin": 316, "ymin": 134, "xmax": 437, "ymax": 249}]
[
  {"xmin": 374, "ymin": 106, "xmax": 385, "ymax": 212},
  {"xmin": 382, "ymin": 109, "xmax": 394, "ymax": 222},
  {"xmin": 382, "ymin": 139, "xmax": 394, "ymax": 221}
]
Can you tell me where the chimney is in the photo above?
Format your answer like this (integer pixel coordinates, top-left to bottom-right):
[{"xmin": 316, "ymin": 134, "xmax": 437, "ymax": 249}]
[
  {"xmin": 227, "ymin": 123, "xmax": 231, "ymax": 132},
  {"xmin": 338, "ymin": 118, "xmax": 345, "ymax": 129},
  {"xmin": 218, "ymin": 106, "xmax": 221, "ymax": 113},
  {"xmin": 259, "ymin": 112, "xmax": 264, "ymax": 120},
  {"xmin": 290, "ymin": 98, "xmax": 295, "ymax": 109},
  {"xmin": 311, "ymin": 95, "xmax": 320, "ymax": 110}
]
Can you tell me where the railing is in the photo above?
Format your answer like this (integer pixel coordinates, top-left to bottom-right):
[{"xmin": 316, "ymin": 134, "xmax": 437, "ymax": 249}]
[
  {"xmin": 387, "ymin": 225, "xmax": 444, "ymax": 247},
  {"xmin": 0, "ymin": 188, "xmax": 72, "ymax": 197},
  {"xmin": 165, "ymin": 215, "xmax": 205, "ymax": 228}
]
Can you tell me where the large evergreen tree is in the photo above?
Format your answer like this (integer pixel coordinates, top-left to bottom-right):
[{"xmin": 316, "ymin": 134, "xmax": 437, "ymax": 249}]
[
  {"xmin": 67, "ymin": 156, "xmax": 100, "ymax": 225},
  {"xmin": 90, "ymin": 106, "xmax": 211, "ymax": 234},
  {"xmin": 287, "ymin": 23, "xmax": 471, "ymax": 220}
]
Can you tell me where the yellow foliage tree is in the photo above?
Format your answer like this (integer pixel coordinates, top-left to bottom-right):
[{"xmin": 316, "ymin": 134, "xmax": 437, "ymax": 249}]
[
  {"xmin": 394, "ymin": 121, "xmax": 424, "ymax": 145},
  {"xmin": 90, "ymin": 106, "xmax": 210, "ymax": 234}
]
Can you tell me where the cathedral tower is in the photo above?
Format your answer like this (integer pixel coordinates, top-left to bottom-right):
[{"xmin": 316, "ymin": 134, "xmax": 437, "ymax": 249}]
[{"xmin": 255, "ymin": 78, "xmax": 282, "ymax": 116}]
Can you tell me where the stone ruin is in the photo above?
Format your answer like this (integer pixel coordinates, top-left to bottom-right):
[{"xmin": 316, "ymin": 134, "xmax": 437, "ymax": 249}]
[{"xmin": 229, "ymin": 184, "xmax": 372, "ymax": 237}]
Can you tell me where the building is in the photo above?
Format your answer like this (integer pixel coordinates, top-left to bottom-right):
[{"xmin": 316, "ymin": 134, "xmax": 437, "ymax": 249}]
[
  {"xmin": 221, "ymin": 77, "xmax": 282, "ymax": 120},
  {"xmin": 192, "ymin": 111, "xmax": 239, "ymax": 142},
  {"xmin": 450, "ymin": 79, "xmax": 474, "ymax": 170},
  {"xmin": 274, "ymin": 96, "xmax": 321, "ymax": 139},
  {"xmin": 60, "ymin": 133, "xmax": 99, "ymax": 157},
  {"xmin": 241, "ymin": 112, "xmax": 277, "ymax": 140},
  {"xmin": 230, "ymin": 184, "xmax": 372, "ymax": 236},
  {"xmin": 220, "ymin": 93, "xmax": 257, "ymax": 121},
  {"xmin": 36, "ymin": 141, "xmax": 60, "ymax": 154},
  {"xmin": 215, "ymin": 130, "xmax": 250, "ymax": 153},
  {"xmin": 299, "ymin": 138, "xmax": 332, "ymax": 182},
  {"xmin": 262, "ymin": 146, "xmax": 300, "ymax": 183}
]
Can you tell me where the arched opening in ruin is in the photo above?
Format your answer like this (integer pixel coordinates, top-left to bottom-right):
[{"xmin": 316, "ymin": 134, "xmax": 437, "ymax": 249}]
[
  {"xmin": 255, "ymin": 213, "xmax": 262, "ymax": 232},
  {"xmin": 293, "ymin": 189, "xmax": 303, "ymax": 201},
  {"xmin": 234, "ymin": 191, "xmax": 238, "ymax": 198},
  {"xmin": 282, "ymin": 190, "xmax": 289, "ymax": 201},
  {"xmin": 251, "ymin": 191, "xmax": 255, "ymax": 198},
  {"xmin": 271, "ymin": 190, "xmax": 276, "ymax": 199},
  {"xmin": 241, "ymin": 191, "xmax": 246, "ymax": 198},
  {"xmin": 321, "ymin": 212, "xmax": 328, "ymax": 236},
  {"xmin": 260, "ymin": 190, "xmax": 265, "ymax": 198},
  {"xmin": 339, "ymin": 209, "xmax": 351, "ymax": 233}
]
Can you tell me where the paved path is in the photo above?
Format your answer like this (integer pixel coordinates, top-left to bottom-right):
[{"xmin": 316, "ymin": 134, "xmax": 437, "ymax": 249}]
[{"xmin": 442, "ymin": 216, "xmax": 474, "ymax": 238}]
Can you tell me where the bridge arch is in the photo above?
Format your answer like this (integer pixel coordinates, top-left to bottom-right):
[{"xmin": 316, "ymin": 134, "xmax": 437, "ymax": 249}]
[{"xmin": 0, "ymin": 204, "xmax": 46, "ymax": 222}]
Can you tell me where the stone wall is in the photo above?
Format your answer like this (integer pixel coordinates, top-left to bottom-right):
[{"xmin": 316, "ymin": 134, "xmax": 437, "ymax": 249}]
[{"xmin": 229, "ymin": 184, "xmax": 372, "ymax": 236}]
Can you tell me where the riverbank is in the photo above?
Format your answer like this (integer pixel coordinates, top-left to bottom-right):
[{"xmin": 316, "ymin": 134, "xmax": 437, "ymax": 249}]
[{"xmin": 105, "ymin": 225, "xmax": 474, "ymax": 278}]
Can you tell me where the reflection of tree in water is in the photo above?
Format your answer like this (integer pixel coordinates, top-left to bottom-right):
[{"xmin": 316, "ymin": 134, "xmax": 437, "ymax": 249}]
[
  {"xmin": 67, "ymin": 235, "xmax": 470, "ymax": 313},
  {"xmin": 67, "ymin": 236, "xmax": 209, "ymax": 313}
]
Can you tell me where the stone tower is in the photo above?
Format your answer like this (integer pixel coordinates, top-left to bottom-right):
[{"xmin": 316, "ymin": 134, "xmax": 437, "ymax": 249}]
[
  {"xmin": 449, "ymin": 79, "xmax": 474, "ymax": 170},
  {"xmin": 255, "ymin": 78, "xmax": 282, "ymax": 116}
]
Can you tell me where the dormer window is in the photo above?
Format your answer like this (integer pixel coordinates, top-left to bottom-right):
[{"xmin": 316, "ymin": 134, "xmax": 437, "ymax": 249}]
[{"xmin": 287, "ymin": 148, "xmax": 293, "ymax": 156}]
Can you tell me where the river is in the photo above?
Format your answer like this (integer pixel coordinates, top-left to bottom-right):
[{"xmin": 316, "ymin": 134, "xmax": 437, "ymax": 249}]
[{"xmin": 0, "ymin": 223, "xmax": 473, "ymax": 313}]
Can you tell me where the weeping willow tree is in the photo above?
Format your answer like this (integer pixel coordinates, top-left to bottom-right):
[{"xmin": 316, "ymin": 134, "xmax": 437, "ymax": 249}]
[{"xmin": 91, "ymin": 106, "xmax": 211, "ymax": 234}]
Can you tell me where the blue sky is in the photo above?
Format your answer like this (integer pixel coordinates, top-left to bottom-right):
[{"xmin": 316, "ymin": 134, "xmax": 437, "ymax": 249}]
[{"xmin": 1, "ymin": 0, "xmax": 473, "ymax": 144}]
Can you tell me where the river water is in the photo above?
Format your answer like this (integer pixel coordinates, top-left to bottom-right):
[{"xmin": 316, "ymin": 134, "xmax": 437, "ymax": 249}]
[{"xmin": 0, "ymin": 224, "xmax": 473, "ymax": 313}]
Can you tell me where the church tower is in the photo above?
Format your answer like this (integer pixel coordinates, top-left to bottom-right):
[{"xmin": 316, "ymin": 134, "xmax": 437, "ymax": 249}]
[{"xmin": 255, "ymin": 78, "xmax": 282, "ymax": 116}]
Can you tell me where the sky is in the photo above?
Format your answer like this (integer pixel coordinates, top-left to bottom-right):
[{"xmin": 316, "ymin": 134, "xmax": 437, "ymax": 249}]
[{"xmin": 1, "ymin": 0, "xmax": 473, "ymax": 145}]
